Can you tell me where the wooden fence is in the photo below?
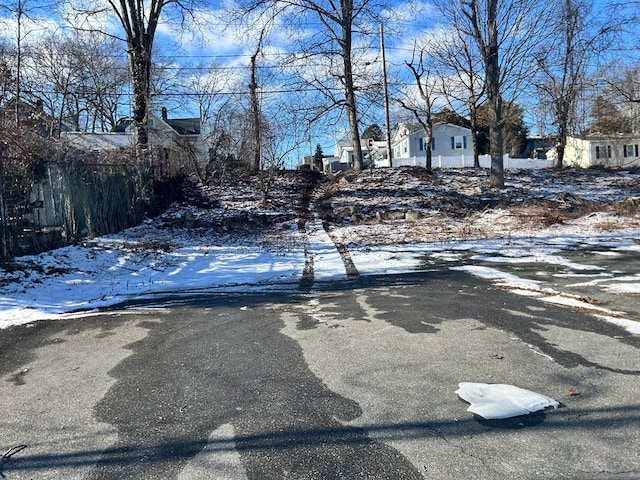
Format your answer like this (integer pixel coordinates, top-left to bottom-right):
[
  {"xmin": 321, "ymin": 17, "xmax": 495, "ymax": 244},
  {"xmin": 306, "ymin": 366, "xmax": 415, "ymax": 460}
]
[{"xmin": 0, "ymin": 161, "xmax": 158, "ymax": 261}]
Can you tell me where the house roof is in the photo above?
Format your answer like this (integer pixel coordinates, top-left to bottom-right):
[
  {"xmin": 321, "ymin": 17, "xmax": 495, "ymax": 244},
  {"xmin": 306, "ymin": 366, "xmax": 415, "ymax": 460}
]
[
  {"xmin": 165, "ymin": 117, "xmax": 200, "ymax": 135},
  {"xmin": 63, "ymin": 131, "xmax": 135, "ymax": 150},
  {"xmin": 574, "ymin": 133, "xmax": 640, "ymax": 142},
  {"xmin": 112, "ymin": 111, "xmax": 201, "ymax": 135}
]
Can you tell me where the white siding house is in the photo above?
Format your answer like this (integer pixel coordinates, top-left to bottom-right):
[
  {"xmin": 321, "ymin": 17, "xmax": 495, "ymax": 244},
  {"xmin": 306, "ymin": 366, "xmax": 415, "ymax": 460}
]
[
  {"xmin": 564, "ymin": 134, "xmax": 640, "ymax": 168},
  {"xmin": 62, "ymin": 109, "xmax": 208, "ymax": 169},
  {"xmin": 326, "ymin": 139, "xmax": 388, "ymax": 173},
  {"xmin": 389, "ymin": 123, "xmax": 474, "ymax": 167}
]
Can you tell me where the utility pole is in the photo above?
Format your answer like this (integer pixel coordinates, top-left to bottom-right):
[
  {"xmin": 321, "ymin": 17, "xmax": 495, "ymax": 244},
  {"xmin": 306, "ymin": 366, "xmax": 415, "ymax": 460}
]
[{"xmin": 380, "ymin": 22, "xmax": 392, "ymax": 167}]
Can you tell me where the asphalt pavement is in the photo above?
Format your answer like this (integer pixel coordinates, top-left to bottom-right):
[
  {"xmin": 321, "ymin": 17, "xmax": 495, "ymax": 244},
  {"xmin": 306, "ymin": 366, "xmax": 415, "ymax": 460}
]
[{"xmin": 0, "ymin": 269, "xmax": 639, "ymax": 479}]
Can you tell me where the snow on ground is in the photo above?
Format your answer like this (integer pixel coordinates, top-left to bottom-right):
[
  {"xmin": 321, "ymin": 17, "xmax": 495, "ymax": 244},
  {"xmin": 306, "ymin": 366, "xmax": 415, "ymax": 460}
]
[{"xmin": 1, "ymin": 167, "xmax": 640, "ymax": 332}]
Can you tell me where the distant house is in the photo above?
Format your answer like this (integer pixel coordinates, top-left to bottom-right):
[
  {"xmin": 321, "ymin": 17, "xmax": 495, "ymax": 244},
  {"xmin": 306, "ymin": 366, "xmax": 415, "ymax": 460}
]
[
  {"xmin": 563, "ymin": 134, "xmax": 640, "ymax": 169},
  {"xmin": 389, "ymin": 122, "xmax": 473, "ymax": 167},
  {"xmin": 62, "ymin": 108, "xmax": 208, "ymax": 169},
  {"xmin": 364, "ymin": 138, "xmax": 389, "ymax": 166},
  {"xmin": 524, "ymin": 135, "xmax": 555, "ymax": 160},
  {"xmin": 0, "ymin": 98, "xmax": 71, "ymax": 138},
  {"xmin": 323, "ymin": 138, "xmax": 388, "ymax": 173}
]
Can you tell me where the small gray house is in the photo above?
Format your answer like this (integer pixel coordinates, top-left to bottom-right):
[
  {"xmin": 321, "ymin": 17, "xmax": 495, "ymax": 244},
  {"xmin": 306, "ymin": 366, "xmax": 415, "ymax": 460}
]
[{"xmin": 391, "ymin": 122, "xmax": 474, "ymax": 160}]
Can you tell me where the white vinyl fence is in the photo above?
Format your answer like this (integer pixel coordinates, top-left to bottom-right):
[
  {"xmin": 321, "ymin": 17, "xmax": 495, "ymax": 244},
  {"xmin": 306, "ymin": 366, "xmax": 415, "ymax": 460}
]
[{"xmin": 379, "ymin": 154, "xmax": 552, "ymax": 169}]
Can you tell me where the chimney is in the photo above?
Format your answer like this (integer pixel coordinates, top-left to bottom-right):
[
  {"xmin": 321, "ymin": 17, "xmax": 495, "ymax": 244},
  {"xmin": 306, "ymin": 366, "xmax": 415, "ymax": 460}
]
[{"xmin": 161, "ymin": 107, "xmax": 168, "ymax": 120}]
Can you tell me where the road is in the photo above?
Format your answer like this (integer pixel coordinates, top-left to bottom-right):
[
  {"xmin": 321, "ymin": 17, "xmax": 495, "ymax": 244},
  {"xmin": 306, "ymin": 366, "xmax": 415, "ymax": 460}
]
[{"xmin": 1, "ymin": 269, "xmax": 639, "ymax": 479}]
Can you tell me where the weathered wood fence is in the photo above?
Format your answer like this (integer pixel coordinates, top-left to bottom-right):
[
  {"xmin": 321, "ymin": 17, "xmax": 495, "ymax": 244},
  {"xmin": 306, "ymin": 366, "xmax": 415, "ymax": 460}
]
[{"xmin": 0, "ymin": 161, "xmax": 160, "ymax": 261}]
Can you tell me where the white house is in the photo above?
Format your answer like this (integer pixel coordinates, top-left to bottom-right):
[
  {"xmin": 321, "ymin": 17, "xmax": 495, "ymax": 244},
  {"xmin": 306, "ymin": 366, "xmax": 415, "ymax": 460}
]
[
  {"xmin": 325, "ymin": 138, "xmax": 388, "ymax": 173},
  {"xmin": 564, "ymin": 134, "xmax": 640, "ymax": 168},
  {"xmin": 62, "ymin": 108, "xmax": 208, "ymax": 169},
  {"xmin": 388, "ymin": 122, "xmax": 474, "ymax": 167}
]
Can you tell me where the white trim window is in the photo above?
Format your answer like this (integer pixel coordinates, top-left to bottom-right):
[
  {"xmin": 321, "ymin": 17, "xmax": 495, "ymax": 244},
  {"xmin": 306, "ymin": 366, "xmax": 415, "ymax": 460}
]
[
  {"xmin": 451, "ymin": 135, "xmax": 467, "ymax": 150},
  {"xmin": 624, "ymin": 144, "xmax": 639, "ymax": 158},
  {"xmin": 595, "ymin": 145, "xmax": 611, "ymax": 159}
]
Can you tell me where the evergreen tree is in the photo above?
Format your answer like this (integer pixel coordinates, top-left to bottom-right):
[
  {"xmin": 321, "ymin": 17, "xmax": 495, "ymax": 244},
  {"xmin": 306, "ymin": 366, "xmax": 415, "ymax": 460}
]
[
  {"xmin": 313, "ymin": 144, "xmax": 324, "ymax": 171},
  {"xmin": 361, "ymin": 124, "xmax": 384, "ymax": 141},
  {"xmin": 477, "ymin": 101, "xmax": 528, "ymax": 157},
  {"xmin": 588, "ymin": 96, "xmax": 631, "ymax": 134}
]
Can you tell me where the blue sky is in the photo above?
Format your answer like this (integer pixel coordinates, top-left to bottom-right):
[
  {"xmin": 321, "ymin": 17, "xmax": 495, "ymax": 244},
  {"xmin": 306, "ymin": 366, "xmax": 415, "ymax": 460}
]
[
  {"xmin": 0, "ymin": 0, "xmax": 438, "ymax": 163},
  {"xmin": 1, "ymin": 0, "xmax": 630, "ymax": 165}
]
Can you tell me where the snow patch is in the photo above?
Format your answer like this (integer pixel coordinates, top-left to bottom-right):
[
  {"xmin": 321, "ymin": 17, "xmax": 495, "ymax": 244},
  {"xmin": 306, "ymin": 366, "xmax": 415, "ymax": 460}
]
[{"xmin": 456, "ymin": 382, "xmax": 560, "ymax": 420}]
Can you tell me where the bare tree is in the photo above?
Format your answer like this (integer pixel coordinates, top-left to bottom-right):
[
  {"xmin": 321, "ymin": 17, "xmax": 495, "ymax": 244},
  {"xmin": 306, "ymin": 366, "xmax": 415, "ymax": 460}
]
[
  {"xmin": 27, "ymin": 33, "xmax": 83, "ymax": 134},
  {"xmin": 429, "ymin": 26, "xmax": 485, "ymax": 167},
  {"xmin": 70, "ymin": 0, "xmax": 197, "ymax": 160},
  {"xmin": 237, "ymin": 0, "xmax": 386, "ymax": 172},
  {"xmin": 24, "ymin": 31, "xmax": 129, "ymax": 135},
  {"xmin": 436, "ymin": 0, "xmax": 546, "ymax": 187},
  {"xmin": 249, "ymin": 28, "xmax": 267, "ymax": 173},
  {"xmin": 534, "ymin": 0, "xmax": 609, "ymax": 168},
  {"xmin": 594, "ymin": 62, "xmax": 640, "ymax": 135},
  {"xmin": 183, "ymin": 62, "xmax": 231, "ymax": 137},
  {"xmin": 395, "ymin": 40, "xmax": 441, "ymax": 173},
  {"xmin": 0, "ymin": 41, "xmax": 16, "ymax": 108},
  {"xmin": 80, "ymin": 36, "xmax": 130, "ymax": 132},
  {"xmin": 0, "ymin": 0, "xmax": 47, "ymax": 125},
  {"xmin": 258, "ymin": 100, "xmax": 307, "ymax": 206}
]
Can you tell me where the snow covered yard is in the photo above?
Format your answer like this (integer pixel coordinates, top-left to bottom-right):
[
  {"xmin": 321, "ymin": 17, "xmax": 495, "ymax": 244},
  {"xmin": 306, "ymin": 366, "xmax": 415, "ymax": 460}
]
[{"xmin": 1, "ymin": 167, "xmax": 640, "ymax": 331}]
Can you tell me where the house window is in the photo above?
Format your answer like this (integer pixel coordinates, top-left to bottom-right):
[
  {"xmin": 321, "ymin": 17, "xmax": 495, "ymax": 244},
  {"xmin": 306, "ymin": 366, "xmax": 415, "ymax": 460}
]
[
  {"xmin": 624, "ymin": 144, "xmax": 638, "ymax": 157},
  {"xmin": 419, "ymin": 138, "xmax": 424, "ymax": 152},
  {"xmin": 403, "ymin": 142, "xmax": 408, "ymax": 153},
  {"xmin": 595, "ymin": 145, "xmax": 611, "ymax": 159},
  {"xmin": 431, "ymin": 138, "xmax": 435, "ymax": 150},
  {"xmin": 451, "ymin": 136, "xmax": 466, "ymax": 150}
]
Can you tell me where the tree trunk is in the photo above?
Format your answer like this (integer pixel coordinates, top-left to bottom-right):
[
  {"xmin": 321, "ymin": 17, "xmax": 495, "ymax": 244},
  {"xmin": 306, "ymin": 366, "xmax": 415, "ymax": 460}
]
[
  {"xmin": 129, "ymin": 48, "xmax": 151, "ymax": 163},
  {"xmin": 0, "ymin": 143, "xmax": 7, "ymax": 260},
  {"xmin": 556, "ymin": 106, "xmax": 569, "ymax": 169},
  {"xmin": 469, "ymin": 101, "xmax": 481, "ymax": 168},
  {"xmin": 423, "ymin": 124, "xmax": 433, "ymax": 173},
  {"xmin": 488, "ymin": 96, "xmax": 504, "ymax": 188},
  {"xmin": 341, "ymin": 0, "xmax": 363, "ymax": 171},
  {"xmin": 486, "ymin": 0, "xmax": 504, "ymax": 188},
  {"xmin": 250, "ymin": 48, "xmax": 261, "ymax": 172}
]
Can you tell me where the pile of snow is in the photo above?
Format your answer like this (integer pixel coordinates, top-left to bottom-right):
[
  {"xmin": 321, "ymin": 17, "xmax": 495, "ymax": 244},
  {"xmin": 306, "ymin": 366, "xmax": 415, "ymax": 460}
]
[{"xmin": 456, "ymin": 382, "xmax": 560, "ymax": 420}]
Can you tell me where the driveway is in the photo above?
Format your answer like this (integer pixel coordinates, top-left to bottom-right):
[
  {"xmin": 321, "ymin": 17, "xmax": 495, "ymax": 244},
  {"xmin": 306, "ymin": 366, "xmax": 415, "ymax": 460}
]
[{"xmin": 1, "ymin": 268, "xmax": 638, "ymax": 479}]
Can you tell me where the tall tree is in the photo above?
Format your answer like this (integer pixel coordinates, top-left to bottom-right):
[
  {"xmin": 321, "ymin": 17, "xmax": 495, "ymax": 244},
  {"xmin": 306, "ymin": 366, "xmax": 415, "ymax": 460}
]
[
  {"xmin": 237, "ymin": 0, "xmax": 385, "ymax": 172},
  {"xmin": 108, "ymin": 0, "xmax": 162, "ymax": 158},
  {"xmin": 534, "ymin": 0, "xmax": 607, "ymax": 168},
  {"xmin": 438, "ymin": 0, "xmax": 546, "ymax": 187},
  {"xmin": 249, "ymin": 28, "xmax": 267, "ymax": 172},
  {"xmin": 428, "ymin": 21, "xmax": 485, "ymax": 167},
  {"xmin": 361, "ymin": 124, "xmax": 383, "ymax": 141},
  {"xmin": 588, "ymin": 95, "xmax": 631, "ymax": 134},
  {"xmin": 396, "ymin": 40, "xmax": 441, "ymax": 172},
  {"xmin": 477, "ymin": 101, "xmax": 527, "ymax": 156},
  {"xmin": 73, "ymin": 0, "xmax": 197, "ymax": 159},
  {"xmin": 313, "ymin": 144, "xmax": 324, "ymax": 170},
  {"xmin": 24, "ymin": 31, "xmax": 129, "ymax": 135},
  {"xmin": 597, "ymin": 64, "xmax": 640, "ymax": 135},
  {"xmin": 0, "ymin": 41, "xmax": 15, "ymax": 108},
  {"xmin": 0, "ymin": 0, "xmax": 44, "ymax": 125}
]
